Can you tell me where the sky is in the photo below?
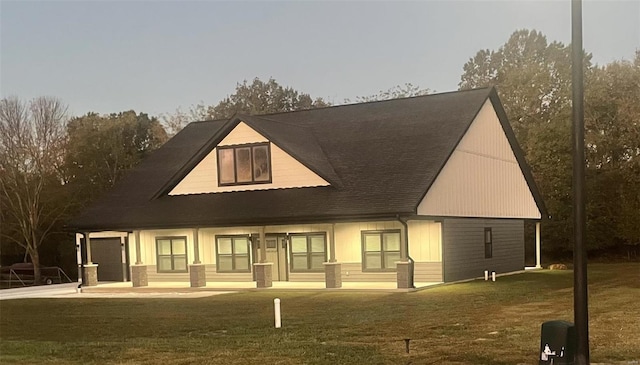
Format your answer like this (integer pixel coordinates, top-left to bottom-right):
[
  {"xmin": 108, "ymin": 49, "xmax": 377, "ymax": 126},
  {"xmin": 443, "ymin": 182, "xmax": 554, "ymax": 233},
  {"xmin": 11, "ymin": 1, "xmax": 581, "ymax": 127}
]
[{"xmin": 1, "ymin": 0, "xmax": 639, "ymax": 118}]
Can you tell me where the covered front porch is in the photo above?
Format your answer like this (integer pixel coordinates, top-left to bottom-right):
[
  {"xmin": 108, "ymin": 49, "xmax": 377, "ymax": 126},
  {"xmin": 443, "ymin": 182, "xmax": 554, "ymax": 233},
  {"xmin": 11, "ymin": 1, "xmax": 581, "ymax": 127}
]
[{"xmin": 77, "ymin": 220, "xmax": 430, "ymax": 290}]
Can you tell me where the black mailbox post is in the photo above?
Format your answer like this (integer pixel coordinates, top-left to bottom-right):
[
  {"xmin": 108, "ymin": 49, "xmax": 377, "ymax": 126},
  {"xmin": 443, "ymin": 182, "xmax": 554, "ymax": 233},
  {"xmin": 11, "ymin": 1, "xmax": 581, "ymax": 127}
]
[{"xmin": 539, "ymin": 320, "xmax": 576, "ymax": 365}]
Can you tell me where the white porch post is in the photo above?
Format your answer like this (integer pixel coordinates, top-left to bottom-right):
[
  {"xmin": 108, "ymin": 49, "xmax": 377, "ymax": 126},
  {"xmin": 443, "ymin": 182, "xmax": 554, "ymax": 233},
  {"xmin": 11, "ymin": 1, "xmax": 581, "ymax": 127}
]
[
  {"xmin": 329, "ymin": 223, "xmax": 336, "ymax": 263},
  {"xmin": 192, "ymin": 228, "xmax": 201, "ymax": 264},
  {"xmin": 75, "ymin": 233, "xmax": 83, "ymax": 286},
  {"xmin": 399, "ymin": 225, "xmax": 408, "ymax": 261},
  {"xmin": 535, "ymin": 222, "xmax": 542, "ymax": 268},
  {"xmin": 120, "ymin": 235, "xmax": 127, "ymax": 282},
  {"xmin": 259, "ymin": 227, "xmax": 266, "ymax": 263},
  {"xmin": 134, "ymin": 230, "xmax": 142, "ymax": 265},
  {"xmin": 84, "ymin": 232, "xmax": 92, "ymax": 264}
]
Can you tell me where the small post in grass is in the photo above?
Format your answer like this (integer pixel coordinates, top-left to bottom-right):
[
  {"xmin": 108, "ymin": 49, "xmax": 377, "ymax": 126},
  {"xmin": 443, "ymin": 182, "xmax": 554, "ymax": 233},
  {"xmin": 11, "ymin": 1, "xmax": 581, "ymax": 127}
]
[{"xmin": 274, "ymin": 298, "xmax": 281, "ymax": 328}]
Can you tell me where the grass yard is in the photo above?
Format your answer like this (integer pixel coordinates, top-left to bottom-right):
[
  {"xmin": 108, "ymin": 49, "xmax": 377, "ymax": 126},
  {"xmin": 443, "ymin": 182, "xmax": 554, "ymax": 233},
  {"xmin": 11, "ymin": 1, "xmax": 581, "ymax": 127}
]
[{"xmin": 1, "ymin": 263, "xmax": 638, "ymax": 365}]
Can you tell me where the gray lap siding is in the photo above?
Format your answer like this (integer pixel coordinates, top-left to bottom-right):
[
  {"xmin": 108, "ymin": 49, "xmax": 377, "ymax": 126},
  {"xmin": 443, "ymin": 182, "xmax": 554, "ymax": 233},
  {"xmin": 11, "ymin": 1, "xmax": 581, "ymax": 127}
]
[{"xmin": 442, "ymin": 218, "xmax": 524, "ymax": 282}]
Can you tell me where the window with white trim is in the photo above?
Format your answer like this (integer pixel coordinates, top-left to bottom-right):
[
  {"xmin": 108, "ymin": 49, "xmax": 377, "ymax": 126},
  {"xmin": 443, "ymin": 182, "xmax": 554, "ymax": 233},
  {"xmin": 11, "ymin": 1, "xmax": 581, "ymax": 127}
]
[
  {"xmin": 289, "ymin": 233, "xmax": 326, "ymax": 272},
  {"xmin": 484, "ymin": 228, "xmax": 493, "ymax": 259},
  {"xmin": 156, "ymin": 237, "xmax": 188, "ymax": 273},
  {"xmin": 217, "ymin": 143, "xmax": 271, "ymax": 186},
  {"xmin": 216, "ymin": 235, "xmax": 251, "ymax": 272},
  {"xmin": 362, "ymin": 230, "xmax": 401, "ymax": 271}
]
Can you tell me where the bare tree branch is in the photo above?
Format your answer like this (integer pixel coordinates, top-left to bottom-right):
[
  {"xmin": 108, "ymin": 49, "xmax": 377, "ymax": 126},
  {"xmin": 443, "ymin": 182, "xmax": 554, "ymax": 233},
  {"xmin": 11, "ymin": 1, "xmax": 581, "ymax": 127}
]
[{"xmin": 0, "ymin": 96, "xmax": 69, "ymax": 282}]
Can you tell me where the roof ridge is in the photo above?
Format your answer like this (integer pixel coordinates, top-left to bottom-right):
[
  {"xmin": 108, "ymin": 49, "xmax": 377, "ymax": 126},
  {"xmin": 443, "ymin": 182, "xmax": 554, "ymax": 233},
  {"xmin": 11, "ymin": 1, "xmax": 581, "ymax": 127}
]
[
  {"xmin": 184, "ymin": 88, "xmax": 494, "ymax": 125},
  {"xmin": 251, "ymin": 87, "xmax": 494, "ymax": 117}
]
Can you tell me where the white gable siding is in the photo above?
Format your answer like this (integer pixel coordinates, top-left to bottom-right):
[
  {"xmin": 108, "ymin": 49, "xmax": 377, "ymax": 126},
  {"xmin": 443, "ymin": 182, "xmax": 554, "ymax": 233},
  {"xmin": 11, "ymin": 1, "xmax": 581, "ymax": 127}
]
[
  {"xmin": 417, "ymin": 100, "xmax": 541, "ymax": 219},
  {"xmin": 408, "ymin": 220, "xmax": 442, "ymax": 262},
  {"xmin": 219, "ymin": 121, "xmax": 268, "ymax": 145},
  {"xmin": 169, "ymin": 122, "xmax": 329, "ymax": 195}
]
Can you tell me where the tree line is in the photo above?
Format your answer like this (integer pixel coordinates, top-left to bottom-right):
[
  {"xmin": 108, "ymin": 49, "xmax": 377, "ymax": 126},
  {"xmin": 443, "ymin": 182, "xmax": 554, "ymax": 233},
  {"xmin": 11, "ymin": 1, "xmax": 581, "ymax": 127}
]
[{"xmin": 1, "ymin": 29, "xmax": 638, "ymax": 281}]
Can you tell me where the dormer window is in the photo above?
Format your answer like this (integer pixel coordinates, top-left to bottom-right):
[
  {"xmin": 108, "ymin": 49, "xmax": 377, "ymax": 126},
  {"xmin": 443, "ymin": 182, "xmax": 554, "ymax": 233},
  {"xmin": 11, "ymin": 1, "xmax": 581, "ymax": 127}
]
[{"xmin": 217, "ymin": 143, "xmax": 271, "ymax": 186}]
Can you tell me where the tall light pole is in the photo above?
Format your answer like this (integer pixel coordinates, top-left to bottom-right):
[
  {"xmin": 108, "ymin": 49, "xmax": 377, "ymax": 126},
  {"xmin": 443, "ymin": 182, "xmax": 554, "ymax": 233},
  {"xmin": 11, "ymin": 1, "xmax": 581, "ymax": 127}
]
[{"xmin": 571, "ymin": 0, "xmax": 589, "ymax": 364}]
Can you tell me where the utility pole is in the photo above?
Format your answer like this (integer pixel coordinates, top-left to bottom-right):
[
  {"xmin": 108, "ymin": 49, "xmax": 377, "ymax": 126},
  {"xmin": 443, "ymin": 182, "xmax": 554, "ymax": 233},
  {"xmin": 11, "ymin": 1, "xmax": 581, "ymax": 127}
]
[{"xmin": 571, "ymin": 0, "xmax": 589, "ymax": 364}]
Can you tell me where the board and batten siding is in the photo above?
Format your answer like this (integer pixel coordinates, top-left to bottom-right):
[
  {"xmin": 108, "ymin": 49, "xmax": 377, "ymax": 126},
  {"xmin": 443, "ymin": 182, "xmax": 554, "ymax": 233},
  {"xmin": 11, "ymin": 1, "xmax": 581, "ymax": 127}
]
[
  {"xmin": 442, "ymin": 218, "xmax": 524, "ymax": 282},
  {"xmin": 146, "ymin": 267, "xmax": 190, "ymax": 282},
  {"xmin": 417, "ymin": 100, "xmax": 540, "ymax": 219},
  {"xmin": 128, "ymin": 228, "xmax": 199, "ymax": 269},
  {"xmin": 338, "ymin": 263, "xmax": 442, "ymax": 283},
  {"xmin": 340, "ymin": 263, "xmax": 396, "ymax": 282},
  {"xmin": 130, "ymin": 220, "xmax": 444, "ymax": 283},
  {"xmin": 335, "ymin": 220, "xmax": 443, "ymax": 282},
  {"xmin": 169, "ymin": 122, "xmax": 329, "ymax": 195}
]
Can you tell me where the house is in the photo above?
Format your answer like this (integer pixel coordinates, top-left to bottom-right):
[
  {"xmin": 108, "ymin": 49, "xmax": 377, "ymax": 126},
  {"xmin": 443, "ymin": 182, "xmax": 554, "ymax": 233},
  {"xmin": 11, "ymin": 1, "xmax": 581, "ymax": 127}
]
[{"xmin": 68, "ymin": 87, "xmax": 545, "ymax": 289}]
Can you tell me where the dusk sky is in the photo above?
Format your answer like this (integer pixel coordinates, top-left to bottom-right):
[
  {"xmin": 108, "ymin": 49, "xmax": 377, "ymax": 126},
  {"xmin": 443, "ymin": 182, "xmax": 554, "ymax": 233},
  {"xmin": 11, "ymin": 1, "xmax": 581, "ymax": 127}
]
[{"xmin": 1, "ymin": 0, "xmax": 638, "ymax": 118}]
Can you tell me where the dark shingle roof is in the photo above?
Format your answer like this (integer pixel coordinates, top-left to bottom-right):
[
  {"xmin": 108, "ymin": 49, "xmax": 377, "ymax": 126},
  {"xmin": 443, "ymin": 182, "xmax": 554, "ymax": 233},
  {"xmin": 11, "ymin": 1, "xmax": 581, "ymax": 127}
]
[{"xmin": 68, "ymin": 87, "xmax": 545, "ymax": 231}]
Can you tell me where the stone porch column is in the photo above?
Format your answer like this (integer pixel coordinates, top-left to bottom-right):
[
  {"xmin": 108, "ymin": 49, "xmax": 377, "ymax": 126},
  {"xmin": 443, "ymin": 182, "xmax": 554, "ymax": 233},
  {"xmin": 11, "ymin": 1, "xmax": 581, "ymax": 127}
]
[
  {"xmin": 254, "ymin": 263, "xmax": 273, "ymax": 288},
  {"xmin": 190, "ymin": 228, "xmax": 206, "ymax": 287},
  {"xmin": 324, "ymin": 262, "xmax": 342, "ymax": 288},
  {"xmin": 83, "ymin": 264, "xmax": 98, "ymax": 286},
  {"xmin": 396, "ymin": 262, "xmax": 413, "ymax": 289},
  {"xmin": 324, "ymin": 223, "xmax": 342, "ymax": 288},
  {"xmin": 131, "ymin": 230, "xmax": 148, "ymax": 287},
  {"xmin": 82, "ymin": 233, "xmax": 98, "ymax": 286},
  {"xmin": 254, "ymin": 227, "xmax": 272, "ymax": 288}
]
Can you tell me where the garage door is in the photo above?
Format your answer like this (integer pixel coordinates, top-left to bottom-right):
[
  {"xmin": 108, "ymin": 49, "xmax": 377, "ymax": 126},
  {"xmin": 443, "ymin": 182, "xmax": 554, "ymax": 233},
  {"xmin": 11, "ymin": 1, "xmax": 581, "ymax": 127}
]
[{"xmin": 90, "ymin": 238, "xmax": 126, "ymax": 282}]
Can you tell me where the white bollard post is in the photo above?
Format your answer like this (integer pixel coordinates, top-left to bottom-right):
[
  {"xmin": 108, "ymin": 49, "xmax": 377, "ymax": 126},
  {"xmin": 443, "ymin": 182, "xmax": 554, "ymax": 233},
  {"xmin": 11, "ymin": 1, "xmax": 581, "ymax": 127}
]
[
  {"xmin": 492, "ymin": 271, "xmax": 496, "ymax": 282},
  {"xmin": 484, "ymin": 270, "xmax": 489, "ymax": 281},
  {"xmin": 274, "ymin": 298, "xmax": 281, "ymax": 328}
]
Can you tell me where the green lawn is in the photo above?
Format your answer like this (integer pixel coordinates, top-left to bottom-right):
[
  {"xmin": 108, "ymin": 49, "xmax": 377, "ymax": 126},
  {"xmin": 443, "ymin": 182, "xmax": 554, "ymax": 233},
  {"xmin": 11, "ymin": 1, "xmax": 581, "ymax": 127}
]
[{"xmin": 1, "ymin": 263, "xmax": 638, "ymax": 365}]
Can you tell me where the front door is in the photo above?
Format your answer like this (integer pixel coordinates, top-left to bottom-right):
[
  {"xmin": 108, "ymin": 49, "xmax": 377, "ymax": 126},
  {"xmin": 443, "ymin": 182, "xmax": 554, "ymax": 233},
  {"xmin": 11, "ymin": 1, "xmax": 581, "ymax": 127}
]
[{"xmin": 265, "ymin": 235, "xmax": 288, "ymax": 281}]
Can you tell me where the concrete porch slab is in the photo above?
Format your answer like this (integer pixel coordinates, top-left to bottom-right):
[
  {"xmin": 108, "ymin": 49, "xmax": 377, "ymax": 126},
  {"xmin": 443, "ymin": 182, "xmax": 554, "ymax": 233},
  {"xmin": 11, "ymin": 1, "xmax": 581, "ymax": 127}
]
[{"xmin": 83, "ymin": 280, "xmax": 442, "ymax": 292}]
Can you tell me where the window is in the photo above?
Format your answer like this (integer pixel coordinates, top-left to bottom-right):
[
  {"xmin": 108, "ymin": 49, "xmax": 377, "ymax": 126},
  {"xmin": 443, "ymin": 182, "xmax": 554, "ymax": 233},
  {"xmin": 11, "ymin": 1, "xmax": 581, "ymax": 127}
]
[
  {"xmin": 362, "ymin": 230, "xmax": 401, "ymax": 271},
  {"xmin": 216, "ymin": 235, "xmax": 251, "ymax": 272},
  {"xmin": 484, "ymin": 228, "xmax": 493, "ymax": 259},
  {"xmin": 156, "ymin": 237, "xmax": 188, "ymax": 273},
  {"xmin": 289, "ymin": 233, "xmax": 326, "ymax": 272},
  {"xmin": 217, "ymin": 143, "xmax": 271, "ymax": 186}
]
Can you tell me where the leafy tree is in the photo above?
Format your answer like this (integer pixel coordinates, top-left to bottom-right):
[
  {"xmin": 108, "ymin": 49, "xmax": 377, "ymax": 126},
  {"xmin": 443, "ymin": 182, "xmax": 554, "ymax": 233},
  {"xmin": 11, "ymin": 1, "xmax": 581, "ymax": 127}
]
[
  {"xmin": 0, "ymin": 96, "xmax": 69, "ymax": 282},
  {"xmin": 161, "ymin": 77, "xmax": 330, "ymax": 134},
  {"xmin": 348, "ymin": 83, "xmax": 430, "ymax": 103},
  {"xmin": 584, "ymin": 51, "xmax": 640, "ymax": 253},
  {"xmin": 161, "ymin": 104, "xmax": 208, "ymax": 137},
  {"xmin": 207, "ymin": 78, "xmax": 329, "ymax": 120},
  {"xmin": 460, "ymin": 29, "xmax": 580, "ymax": 148},
  {"xmin": 64, "ymin": 111, "xmax": 167, "ymax": 206}
]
